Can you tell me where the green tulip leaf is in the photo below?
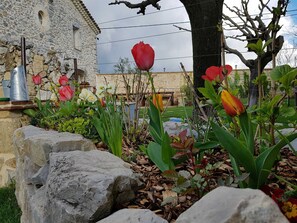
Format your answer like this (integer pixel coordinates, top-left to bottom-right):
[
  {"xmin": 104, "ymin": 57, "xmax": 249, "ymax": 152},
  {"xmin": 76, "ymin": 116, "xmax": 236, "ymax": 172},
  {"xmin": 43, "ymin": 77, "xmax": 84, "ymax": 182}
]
[
  {"xmin": 211, "ymin": 122, "xmax": 257, "ymax": 179},
  {"xmin": 194, "ymin": 141, "xmax": 219, "ymax": 150},
  {"xmin": 148, "ymin": 101, "xmax": 163, "ymax": 144},
  {"xmin": 23, "ymin": 109, "xmax": 37, "ymax": 117},
  {"xmin": 161, "ymin": 132, "xmax": 175, "ymax": 170},
  {"xmin": 238, "ymin": 112, "xmax": 255, "ymax": 155},
  {"xmin": 256, "ymin": 132, "xmax": 297, "ymax": 188},
  {"xmin": 147, "ymin": 142, "xmax": 169, "ymax": 172}
]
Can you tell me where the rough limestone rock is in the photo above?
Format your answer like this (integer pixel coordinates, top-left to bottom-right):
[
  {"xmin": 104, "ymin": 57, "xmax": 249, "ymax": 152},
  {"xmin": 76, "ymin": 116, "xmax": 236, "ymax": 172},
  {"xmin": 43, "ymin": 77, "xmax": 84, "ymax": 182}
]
[
  {"xmin": 175, "ymin": 186, "xmax": 289, "ymax": 223},
  {"xmin": 97, "ymin": 209, "xmax": 168, "ymax": 223},
  {"xmin": 43, "ymin": 150, "xmax": 139, "ymax": 223},
  {"xmin": 13, "ymin": 126, "xmax": 139, "ymax": 223},
  {"xmin": 12, "ymin": 126, "xmax": 94, "ymax": 223},
  {"xmin": 14, "ymin": 125, "xmax": 95, "ymax": 167},
  {"xmin": 13, "ymin": 126, "xmax": 118, "ymax": 223}
]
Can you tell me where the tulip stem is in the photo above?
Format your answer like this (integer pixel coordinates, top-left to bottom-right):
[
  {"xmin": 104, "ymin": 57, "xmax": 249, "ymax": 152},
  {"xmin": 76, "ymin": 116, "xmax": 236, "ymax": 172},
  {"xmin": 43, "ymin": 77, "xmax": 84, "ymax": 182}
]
[{"xmin": 147, "ymin": 70, "xmax": 156, "ymax": 95}]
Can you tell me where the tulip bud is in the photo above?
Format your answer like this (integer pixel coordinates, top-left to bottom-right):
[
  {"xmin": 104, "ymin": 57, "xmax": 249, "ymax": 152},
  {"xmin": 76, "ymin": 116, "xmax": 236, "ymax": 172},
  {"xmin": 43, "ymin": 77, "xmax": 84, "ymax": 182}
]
[
  {"xmin": 153, "ymin": 94, "xmax": 164, "ymax": 112},
  {"xmin": 32, "ymin": 74, "xmax": 42, "ymax": 85},
  {"xmin": 59, "ymin": 75, "xmax": 69, "ymax": 86},
  {"xmin": 131, "ymin": 41, "xmax": 155, "ymax": 71},
  {"xmin": 221, "ymin": 90, "xmax": 245, "ymax": 117}
]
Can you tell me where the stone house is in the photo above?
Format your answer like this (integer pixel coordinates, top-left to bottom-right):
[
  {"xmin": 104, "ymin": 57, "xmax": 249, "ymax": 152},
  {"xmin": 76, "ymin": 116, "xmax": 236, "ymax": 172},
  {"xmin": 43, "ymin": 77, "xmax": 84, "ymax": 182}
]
[
  {"xmin": 0, "ymin": 0, "xmax": 100, "ymax": 187},
  {"xmin": 0, "ymin": 0, "xmax": 100, "ymax": 98}
]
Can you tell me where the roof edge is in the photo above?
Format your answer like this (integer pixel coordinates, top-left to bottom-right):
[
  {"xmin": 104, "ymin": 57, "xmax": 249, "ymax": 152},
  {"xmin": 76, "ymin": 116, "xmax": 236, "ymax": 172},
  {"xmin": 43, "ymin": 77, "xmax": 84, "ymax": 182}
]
[{"xmin": 71, "ymin": 0, "xmax": 101, "ymax": 35}]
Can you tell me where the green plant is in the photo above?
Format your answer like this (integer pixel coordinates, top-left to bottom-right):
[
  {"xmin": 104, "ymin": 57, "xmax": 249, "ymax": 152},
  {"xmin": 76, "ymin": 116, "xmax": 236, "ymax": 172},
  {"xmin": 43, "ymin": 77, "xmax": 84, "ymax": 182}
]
[
  {"xmin": 211, "ymin": 111, "xmax": 297, "ymax": 188},
  {"xmin": 57, "ymin": 117, "xmax": 98, "ymax": 139},
  {"xmin": 93, "ymin": 101, "xmax": 123, "ymax": 157},
  {"xmin": 180, "ymin": 84, "xmax": 193, "ymax": 105},
  {"xmin": 198, "ymin": 64, "xmax": 297, "ymax": 189},
  {"xmin": 145, "ymin": 101, "xmax": 175, "ymax": 171}
]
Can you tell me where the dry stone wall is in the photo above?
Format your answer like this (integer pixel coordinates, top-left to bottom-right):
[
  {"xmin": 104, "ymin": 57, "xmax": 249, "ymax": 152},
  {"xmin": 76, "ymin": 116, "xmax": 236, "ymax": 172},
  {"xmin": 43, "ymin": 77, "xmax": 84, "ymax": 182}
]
[{"xmin": 96, "ymin": 70, "xmax": 254, "ymax": 105}]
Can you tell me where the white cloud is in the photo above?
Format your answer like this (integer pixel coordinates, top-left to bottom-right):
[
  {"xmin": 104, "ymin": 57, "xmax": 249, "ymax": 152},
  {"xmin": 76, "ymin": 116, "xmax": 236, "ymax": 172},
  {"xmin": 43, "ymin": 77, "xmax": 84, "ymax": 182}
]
[{"xmin": 83, "ymin": 0, "xmax": 296, "ymax": 73}]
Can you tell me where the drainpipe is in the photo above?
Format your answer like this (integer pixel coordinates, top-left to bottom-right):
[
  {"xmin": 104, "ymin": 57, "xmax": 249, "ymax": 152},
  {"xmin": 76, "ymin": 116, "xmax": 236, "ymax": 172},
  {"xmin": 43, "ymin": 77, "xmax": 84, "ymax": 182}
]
[{"xmin": 21, "ymin": 36, "xmax": 26, "ymax": 77}]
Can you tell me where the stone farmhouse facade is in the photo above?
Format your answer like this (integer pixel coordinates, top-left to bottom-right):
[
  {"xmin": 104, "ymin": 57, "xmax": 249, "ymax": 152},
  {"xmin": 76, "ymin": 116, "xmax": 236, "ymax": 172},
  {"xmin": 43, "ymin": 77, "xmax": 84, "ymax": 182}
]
[{"xmin": 0, "ymin": 0, "xmax": 100, "ymax": 98}]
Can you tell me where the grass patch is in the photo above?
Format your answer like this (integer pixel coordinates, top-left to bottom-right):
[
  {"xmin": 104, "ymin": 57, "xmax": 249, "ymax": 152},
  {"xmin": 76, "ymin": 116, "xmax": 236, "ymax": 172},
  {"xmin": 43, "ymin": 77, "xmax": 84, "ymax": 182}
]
[
  {"xmin": 161, "ymin": 106, "xmax": 193, "ymax": 121},
  {"xmin": 0, "ymin": 185, "xmax": 21, "ymax": 223},
  {"xmin": 140, "ymin": 106, "xmax": 193, "ymax": 122}
]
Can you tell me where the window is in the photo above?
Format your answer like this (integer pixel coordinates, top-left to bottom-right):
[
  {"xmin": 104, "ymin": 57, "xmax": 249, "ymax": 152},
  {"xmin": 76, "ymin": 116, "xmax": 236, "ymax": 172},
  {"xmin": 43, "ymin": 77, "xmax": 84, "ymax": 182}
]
[
  {"xmin": 73, "ymin": 26, "xmax": 81, "ymax": 51},
  {"xmin": 38, "ymin": 11, "xmax": 44, "ymax": 25}
]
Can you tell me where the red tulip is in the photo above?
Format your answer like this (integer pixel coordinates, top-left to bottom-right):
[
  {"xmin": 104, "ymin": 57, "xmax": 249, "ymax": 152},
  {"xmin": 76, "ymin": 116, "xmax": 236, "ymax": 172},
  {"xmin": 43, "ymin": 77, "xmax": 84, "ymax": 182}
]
[
  {"xmin": 202, "ymin": 65, "xmax": 232, "ymax": 82},
  {"xmin": 58, "ymin": 86, "xmax": 74, "ymax": 101},
  {"xmin": 221, "ymin": 90, "xmax": 245, "ymax": 117},
  {"xmin": 131, "ymin": 41, "xmax": 155, "ymax": 71},
  {"xmin": 59, "ymin": 75, "xmax": 69, "ymax": 86},
  {"xmin": 32, "ymin": 74, "xmax": 42, "ymax": 85}
]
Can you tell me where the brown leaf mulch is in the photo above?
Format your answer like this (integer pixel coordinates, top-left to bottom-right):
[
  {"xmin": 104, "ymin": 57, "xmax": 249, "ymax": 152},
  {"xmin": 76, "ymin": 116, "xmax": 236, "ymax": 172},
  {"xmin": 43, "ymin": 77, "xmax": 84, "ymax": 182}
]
[{"xmin": 99, "ymin": 144, "xmax": 297, "ymax": 223}]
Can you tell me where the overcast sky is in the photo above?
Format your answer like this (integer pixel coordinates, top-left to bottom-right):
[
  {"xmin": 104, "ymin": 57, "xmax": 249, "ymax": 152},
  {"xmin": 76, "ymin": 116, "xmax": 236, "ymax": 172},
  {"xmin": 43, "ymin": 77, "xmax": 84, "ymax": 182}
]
[{"xmin": 82, "ymin": 0, "xmax": 297, "ymax": 74}]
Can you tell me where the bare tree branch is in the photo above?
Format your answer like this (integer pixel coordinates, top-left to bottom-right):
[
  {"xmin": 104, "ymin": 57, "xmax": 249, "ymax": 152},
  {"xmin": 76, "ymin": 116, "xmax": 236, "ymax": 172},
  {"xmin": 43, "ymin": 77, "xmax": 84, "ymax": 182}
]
[
  {"xmin": 223, "ymin": 40, "xmax": 251, "ymax": 67},
  {"xmin": 222, "ymin": 14, "xmax": 251, "ymax": 36},
  {"xmin": 173, "ymin": 24, "xmax": 191, "ymax": 32},
  {"xmin": 242, "ymin": 0, "xmax": 258, "ymax": 33},
  {"xmin": 109, "ymin": 0, "xmax": 161, "ymax": 15}
]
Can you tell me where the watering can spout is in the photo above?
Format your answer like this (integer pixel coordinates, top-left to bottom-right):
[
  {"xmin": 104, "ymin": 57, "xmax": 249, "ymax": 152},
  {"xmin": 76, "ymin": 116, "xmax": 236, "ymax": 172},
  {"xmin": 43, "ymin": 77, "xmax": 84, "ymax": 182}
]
[{"xmin": 10, "ymin": 65, "xmax": 29, "ymax": 101}]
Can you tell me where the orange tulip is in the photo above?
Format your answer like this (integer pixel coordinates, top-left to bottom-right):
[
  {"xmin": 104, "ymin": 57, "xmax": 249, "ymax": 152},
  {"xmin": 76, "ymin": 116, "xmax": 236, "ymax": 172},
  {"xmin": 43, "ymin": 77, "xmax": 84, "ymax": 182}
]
[
  {"xmin": 153, "ymin": 94, "xmax": 164, "ymax": 112},
  {"xmin": 221, "ymin": 90, "xmax": 245, "ymax": 117}
]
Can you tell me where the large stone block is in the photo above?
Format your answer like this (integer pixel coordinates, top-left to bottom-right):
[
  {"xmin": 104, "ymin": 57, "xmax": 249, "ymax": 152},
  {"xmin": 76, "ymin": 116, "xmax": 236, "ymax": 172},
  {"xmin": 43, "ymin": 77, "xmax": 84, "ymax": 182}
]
[
  {"xmin": 13, "ymin": 125, "xmax": 96, "ymax": 166},
  {"xmin": 13, "ymin": 126, "xmax": 97, "ymax": 223},
  {"xmin": 97, "ymin": 209, "xmax": 168, "ymax": 223},
  {"xmin": 43, "ymin": 150, "xmax": 139, "ymax": 222},
  {"xmin": 13, "ymin": 128, "xmax": 139, "ymax": 223},
  {"xmin": 175, "ymin": 186, "xmax": 289, "ymax": 223}
]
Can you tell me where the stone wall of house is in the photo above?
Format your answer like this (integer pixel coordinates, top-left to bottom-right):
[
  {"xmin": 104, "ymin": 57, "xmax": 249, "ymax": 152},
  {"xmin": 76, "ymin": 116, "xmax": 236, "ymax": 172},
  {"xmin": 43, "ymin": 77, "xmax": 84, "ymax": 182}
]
[
  {"xmin": 0, "ymin": 40, "xmax": 70, "ymax": 99},
  {"xmin": 0, "ymin": 0, "xmax": 98, "ymax": 85}
]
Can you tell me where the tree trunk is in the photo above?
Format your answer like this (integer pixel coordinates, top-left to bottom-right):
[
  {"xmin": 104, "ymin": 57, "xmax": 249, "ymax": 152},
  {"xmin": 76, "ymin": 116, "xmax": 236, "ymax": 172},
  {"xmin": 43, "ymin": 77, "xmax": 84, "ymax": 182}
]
[
  {"xmin": 247, "ymin": 52, "xmax": 279, "ymax": 107},
  {"xmin": 248, "ymin": 66, "xmax": 258, "ymax": 107},
  {"xmin": 180, "ymin": 0, "xmax": 224, "ymax": 94}
]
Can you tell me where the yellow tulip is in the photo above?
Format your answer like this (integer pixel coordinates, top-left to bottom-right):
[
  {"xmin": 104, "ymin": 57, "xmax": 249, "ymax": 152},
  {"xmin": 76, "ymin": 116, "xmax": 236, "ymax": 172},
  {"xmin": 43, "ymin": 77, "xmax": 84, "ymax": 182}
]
[
  {"xmin": 221, "ymin": 90, "xmax": 245, "ymax": 117},
  {"xmin": 153, "ymin": 94, "xmax": 164, "ymax": 112}
]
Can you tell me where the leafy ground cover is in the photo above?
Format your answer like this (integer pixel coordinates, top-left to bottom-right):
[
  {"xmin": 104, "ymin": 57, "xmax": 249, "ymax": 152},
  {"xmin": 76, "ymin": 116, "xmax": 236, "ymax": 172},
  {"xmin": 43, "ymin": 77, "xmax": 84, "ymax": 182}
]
[{"xmin": 0, "ymin": 185, "xmax": 21, "ymax": 223}]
